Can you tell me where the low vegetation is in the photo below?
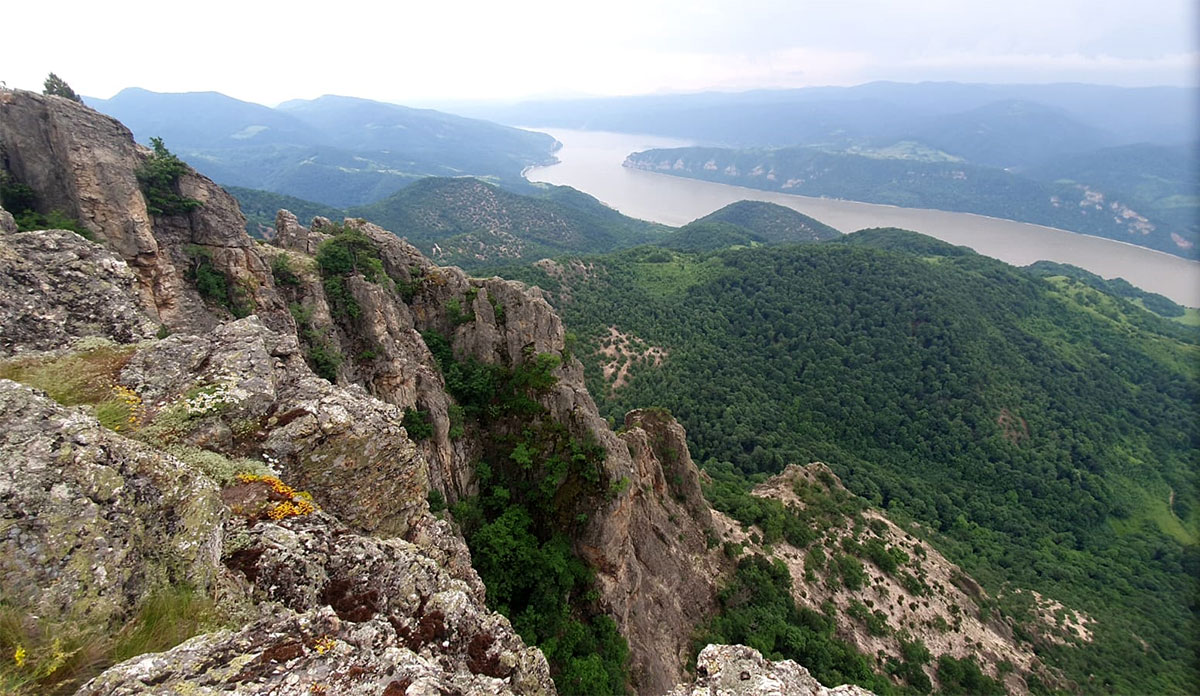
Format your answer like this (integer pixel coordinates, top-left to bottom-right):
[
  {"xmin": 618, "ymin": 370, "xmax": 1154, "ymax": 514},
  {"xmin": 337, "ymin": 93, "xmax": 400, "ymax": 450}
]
[{"xmin": 135, "ymin": 137, "xmax": 202, "ymax": 217}]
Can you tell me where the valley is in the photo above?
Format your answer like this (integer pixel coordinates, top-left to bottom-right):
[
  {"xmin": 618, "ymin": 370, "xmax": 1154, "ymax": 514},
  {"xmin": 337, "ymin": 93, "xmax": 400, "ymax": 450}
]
[{"xmin": 524, "ymin": 129, "xmax": 1200, "ymax": 307}]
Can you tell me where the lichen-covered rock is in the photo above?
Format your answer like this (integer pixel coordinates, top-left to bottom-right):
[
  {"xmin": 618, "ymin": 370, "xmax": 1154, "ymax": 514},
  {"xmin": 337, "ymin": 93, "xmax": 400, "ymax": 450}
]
[
  {"xmin": 0, "ymin": 229, "xmax": 159, "ymax": 355},
  {"xmin": 119, "ymin": 316, "xmax": 430, "ymax": 538},
  {"xmin": 0, "ymin": 90, "xmax": 290, "ymax": 334},
  {"xmin": 667, "ymin": 645, "xmax": 875, "ymax": 696},
  {"xmin": 0, "ymin": 379, "xmax": 226, "ymax": 633},
  {"xmin": 0, "ymin": 204, "xmax": 16, "ymax": 233},
  {"xmin": 79, "ymin": 486, "xmax": 554, "ymax": 695},
  {"xmin": 81, "ymin": 604, "xmax": 550, "ymax": 696}
]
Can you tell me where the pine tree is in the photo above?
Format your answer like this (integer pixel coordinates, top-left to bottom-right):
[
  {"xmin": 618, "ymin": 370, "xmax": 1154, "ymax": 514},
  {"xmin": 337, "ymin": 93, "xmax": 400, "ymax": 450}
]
[{"xmin": 43, "ymin": 73, "xmax": 83, "ymax": 103}]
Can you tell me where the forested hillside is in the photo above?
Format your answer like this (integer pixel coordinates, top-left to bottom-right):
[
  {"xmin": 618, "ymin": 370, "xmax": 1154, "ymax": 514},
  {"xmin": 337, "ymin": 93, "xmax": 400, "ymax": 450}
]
[
  {"xmin": 492, "ymin": 231, "xmax": 1200, "ymax": 693},
  {"xmin": 624, "ymin": 146, "xmax": 1197, "ymax": 258},
  {"xmin": 348, "ymin": 177, "xmax": 668, "ymax": 267}
]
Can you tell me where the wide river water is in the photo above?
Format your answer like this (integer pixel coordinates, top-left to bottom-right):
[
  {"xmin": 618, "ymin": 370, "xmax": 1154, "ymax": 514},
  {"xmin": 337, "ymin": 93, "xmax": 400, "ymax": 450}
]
[{"xmin": 524, "ymin": 129, "xmax": 1199, "ymax": 307}]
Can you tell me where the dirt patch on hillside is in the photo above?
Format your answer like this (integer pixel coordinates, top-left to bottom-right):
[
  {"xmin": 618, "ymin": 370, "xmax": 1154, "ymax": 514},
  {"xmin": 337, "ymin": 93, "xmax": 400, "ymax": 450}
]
[
  {"xmin": 997, "ymin": 408, "xmax": 1030, "ymax": 445},
  {"xmin": 599, "ymin": 326, "xmax": 667, "ymax": 389},
  {"xmin": 712, "ymin": 463, "xmax": 1081, "ymax": 695}
]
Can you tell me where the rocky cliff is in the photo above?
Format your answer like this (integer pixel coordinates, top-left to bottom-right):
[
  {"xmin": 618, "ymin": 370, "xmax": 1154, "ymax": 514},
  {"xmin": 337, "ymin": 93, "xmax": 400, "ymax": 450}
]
[
  {"xmin": 0, "ymin": 88, "xmax": 962, "ymax": 696},
  {"xmin": 0, "ymin": 89, "xmax": 728, "ymax": 695}
]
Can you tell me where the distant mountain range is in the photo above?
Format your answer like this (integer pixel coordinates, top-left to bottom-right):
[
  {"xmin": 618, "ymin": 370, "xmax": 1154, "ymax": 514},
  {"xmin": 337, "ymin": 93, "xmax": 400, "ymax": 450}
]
[
  {"xmin": 86, "ymin": 88, "xmax": 558, "ymax": 207},
  {"xmin": 457, "ymin": 81, "xmax": 1199, "ymax": 259},
  {"xmin": 463, "ymin": 81, "xmax": 1196, "ymax": 158}
]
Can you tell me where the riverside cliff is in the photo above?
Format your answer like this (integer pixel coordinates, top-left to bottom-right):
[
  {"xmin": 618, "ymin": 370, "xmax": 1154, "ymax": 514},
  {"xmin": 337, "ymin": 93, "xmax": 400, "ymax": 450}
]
[
  {"xmin": 0, "ymin": 89, "xmax": 738, "ymax": 695},
  {"xmin": 0, "ymin": 88, "xmax": 1051, "ymax": 696}
]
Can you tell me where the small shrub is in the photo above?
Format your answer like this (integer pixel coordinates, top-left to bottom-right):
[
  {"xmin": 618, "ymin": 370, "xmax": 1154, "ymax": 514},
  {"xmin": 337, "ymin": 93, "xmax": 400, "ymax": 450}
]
[
  {"xmin": 270, "ymin": 253, "xmax": 301, "ymax": 286},
  {"xmin": 402, "ymin": 407, "xmax": 434, "ymax": 440},
  {"xmin": 136, "ymin": 137, "xmax": 202, "ymax": 217}
]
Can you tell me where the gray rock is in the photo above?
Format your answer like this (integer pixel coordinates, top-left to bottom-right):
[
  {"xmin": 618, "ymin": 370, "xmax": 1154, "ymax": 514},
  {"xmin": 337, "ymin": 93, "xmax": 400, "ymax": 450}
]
[
  {"xmin": 0, "ymin": 204, "xmax": 16, "ymax": 233},
  {"xmin": 667, "ymin": 645, "xmax": 876, "ymax": 696},
  {"xmin": 120, "ymin": 316, "xmax": 430, "ymax": 539},
  {"xmin": 0, "ymin": 229, "xmax": 159, "ymax": 355},
  {"xmin": 0, "ymin": 379, "xmax": 226, "ymax": 636},
  {"xmin": 0, "ymin": 89, "xmax": 291, "ymax": 335}
]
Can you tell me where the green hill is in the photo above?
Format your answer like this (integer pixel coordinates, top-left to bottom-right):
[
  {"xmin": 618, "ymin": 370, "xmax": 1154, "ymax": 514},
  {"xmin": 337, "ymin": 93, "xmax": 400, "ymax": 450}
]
[
  {"xmin": 493, "ymin": 231, "xmax": 1200, "ymax": 693},
  {"xmin": 692, "ymin": 200, "xmax": 841, "ymax": 242},
  {"xmin": 349, "ymin": 177, "xmax": 668, "ymax": 267},
  {"xmin": 226, "ymin": 186, "xmax": 345, "ymax": 237}
]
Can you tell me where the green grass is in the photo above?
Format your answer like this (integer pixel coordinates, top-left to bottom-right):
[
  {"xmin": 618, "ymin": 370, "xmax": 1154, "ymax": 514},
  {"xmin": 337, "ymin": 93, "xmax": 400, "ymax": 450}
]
[
  {"xmin": 1167, "ymin": 306, "xmax": 1200, "ymax": 327},
  {"xmin": 0, "ymin": 587, "xmax": 220, "ymax": 695},
  {"xmin": 629, "ymin": 254, "xmax": 726, "ymax": 298},
  {"xmin": 0, "ymin": 343, "xmax": 142, "ymax": 434},
  {"xmin": 1109, "ymin": 476, "xmax": 1198, "ymax": 546}
]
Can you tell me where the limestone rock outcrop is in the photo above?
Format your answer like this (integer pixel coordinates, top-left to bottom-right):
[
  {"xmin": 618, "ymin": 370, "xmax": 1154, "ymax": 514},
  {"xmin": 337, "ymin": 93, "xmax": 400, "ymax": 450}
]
[
  {"xmin": 0, "ymin": 90, "xmax": 289, "ymax": 334},
  {"xmin": 274, "ymin": 213, "xmax": 724, "ymax": 693},
  {"xmin": 0, "ymin": 379, "xmax": 228, "ymax": 642},
  {"xmin": 0, "ymin": 228, "xmax": 159, "ymax": 355},
  {"xmin": 0, "ymin": 203, "xmax": 16, "ymax": 233},
  {"xmin": 667, "ymin": 645, "xmax": 875, "ymax": 696}
]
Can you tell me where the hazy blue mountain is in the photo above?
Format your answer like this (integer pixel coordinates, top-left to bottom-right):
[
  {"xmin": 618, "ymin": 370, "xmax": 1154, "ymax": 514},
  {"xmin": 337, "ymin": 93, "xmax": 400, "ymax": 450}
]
[
  {"xmin": 462, "ymin": 82, "xmax": 1196, "ymax": 150},
  {"xmin": 914, "ymin": 99, "xmax": 1107, "ymax": 169},
  {"xmin": 86, "ymin": 88, "xmax": 559, "ymax": 208},
  {"xmin": 84, "ymin": 87, "xmax": 321, "ymax": 148}
]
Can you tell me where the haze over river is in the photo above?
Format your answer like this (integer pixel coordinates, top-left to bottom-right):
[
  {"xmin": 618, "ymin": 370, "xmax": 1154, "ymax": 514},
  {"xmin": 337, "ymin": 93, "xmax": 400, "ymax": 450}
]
[{"xmin": 524, "ymin": 129, "xmax": 1199, "ymax": 307}]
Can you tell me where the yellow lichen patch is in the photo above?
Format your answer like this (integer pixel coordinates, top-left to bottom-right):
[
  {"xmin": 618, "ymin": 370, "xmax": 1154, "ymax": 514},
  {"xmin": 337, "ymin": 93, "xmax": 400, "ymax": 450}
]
[
  {"xmin": 234, "ymin": 474, "xmax": 318, "ymax": 521},
  {"xmin": 267, "ymin": 499, "xmax": 317, "ymax": 520}
]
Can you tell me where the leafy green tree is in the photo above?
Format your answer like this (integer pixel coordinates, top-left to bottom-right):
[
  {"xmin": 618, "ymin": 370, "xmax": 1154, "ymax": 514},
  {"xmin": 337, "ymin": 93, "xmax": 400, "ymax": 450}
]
[{"xmin": 42, "ymin": 73, "xmax": 82, "ymax": 103}]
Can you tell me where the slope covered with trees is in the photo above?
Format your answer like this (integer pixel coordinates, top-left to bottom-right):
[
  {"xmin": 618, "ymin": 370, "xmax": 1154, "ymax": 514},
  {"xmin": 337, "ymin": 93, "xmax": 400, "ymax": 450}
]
[
  {"xmin": 348, "ymin": 177, "xmax": 668, "ymax": 267},
  {"xmin": 624, "ymin": 146, "xmax": 1196, "ymax": 258},
  {"xmin": 493, "ymin": 231, "xmax": 1200, "ymax": 693}
]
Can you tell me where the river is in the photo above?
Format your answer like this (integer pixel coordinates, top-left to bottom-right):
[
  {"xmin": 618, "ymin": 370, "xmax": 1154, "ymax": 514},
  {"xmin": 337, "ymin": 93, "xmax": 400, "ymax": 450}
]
[{"xmin": 524, "ymin": 129, "xmax": 1199, "ymax": 307}]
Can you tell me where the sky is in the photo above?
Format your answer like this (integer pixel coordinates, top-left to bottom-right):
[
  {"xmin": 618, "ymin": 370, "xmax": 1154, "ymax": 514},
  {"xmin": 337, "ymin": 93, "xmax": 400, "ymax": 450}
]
[{"xmin": 4, "ymin": 0, "xmax": 1197, "ymax": 106}]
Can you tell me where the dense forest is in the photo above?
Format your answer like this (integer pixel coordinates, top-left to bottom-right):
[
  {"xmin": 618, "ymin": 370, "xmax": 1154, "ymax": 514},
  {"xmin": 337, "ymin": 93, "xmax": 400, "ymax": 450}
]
[{"xmin": 490, "ymin": 230, "xmax": 1200, "ymax": 693}]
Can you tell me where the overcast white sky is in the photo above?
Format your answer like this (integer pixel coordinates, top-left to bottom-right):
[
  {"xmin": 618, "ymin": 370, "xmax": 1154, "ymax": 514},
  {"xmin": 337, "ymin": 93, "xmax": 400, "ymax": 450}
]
[{"xmin": 5, "ymin": 0, "xmax": 1197, "ymax": 106}]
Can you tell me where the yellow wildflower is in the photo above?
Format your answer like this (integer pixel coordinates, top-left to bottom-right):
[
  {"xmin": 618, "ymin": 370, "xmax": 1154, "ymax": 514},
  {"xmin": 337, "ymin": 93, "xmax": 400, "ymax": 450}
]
[
  {"xmin": 13, "ymin": 645, "xmax": 26, "ymax": 668},
  {"xmin": 313, "ymin": 636, "xmax": 336, "ymax": 655}
]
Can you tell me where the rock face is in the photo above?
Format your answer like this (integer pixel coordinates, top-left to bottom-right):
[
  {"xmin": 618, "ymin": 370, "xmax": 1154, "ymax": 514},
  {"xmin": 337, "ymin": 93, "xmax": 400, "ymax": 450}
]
[
  {"xmin": 0, "ymin": 91, "xmax": 731, "ymax": 695},
  {"xmin": 586, "ymin": 409, "xmax": 723, "ymax": 695},
  {"xmin": 0, "ymin": 379, "xmax": 227, "ymax": 640},
  {"xmin": 0, "ymin": 90, "xmax": 289, "ymax": 334},
  {"xmin": 666, "ymin": 645, "xmax": 875, "ymax": 696},
  {"xmin": 274, "ymin": 213, "xmax": 724, "ymax": 693},
  {"xmin": 118, "ymin": 317, "xmax": 431, "ymax": 538},
  {"xmin": 0, "ymin": 204, "xmax": 16, "ymax": 233},
  {"xmin": 0, "ymin": 229, "xmax": 159, "ymax": 355}
]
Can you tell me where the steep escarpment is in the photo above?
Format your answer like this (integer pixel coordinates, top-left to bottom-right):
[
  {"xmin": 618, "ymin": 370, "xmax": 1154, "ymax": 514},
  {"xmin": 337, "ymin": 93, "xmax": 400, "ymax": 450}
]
[
  {"xmin": 0, "ymin": 90, "xmax": 289, "ymax": 333},
  {"xmin": 0, "ymin": 88, "xmax": 725, "ymax": 694},
  {"xmin": 268, "ymin": 210, "xmax": 722, "ymax": 693}
]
